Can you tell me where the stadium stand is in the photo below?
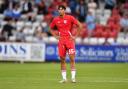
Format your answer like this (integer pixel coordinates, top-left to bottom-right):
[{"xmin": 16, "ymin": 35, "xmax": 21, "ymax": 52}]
[{"xmin": 0, "ymin": 0, "xmax": 128, "ymax": 45}]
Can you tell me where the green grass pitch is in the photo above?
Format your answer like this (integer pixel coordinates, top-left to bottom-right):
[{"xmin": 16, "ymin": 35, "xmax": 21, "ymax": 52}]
[{"xmin": 0, "ymin": 62, "xmax": 128, "ymax": 89}]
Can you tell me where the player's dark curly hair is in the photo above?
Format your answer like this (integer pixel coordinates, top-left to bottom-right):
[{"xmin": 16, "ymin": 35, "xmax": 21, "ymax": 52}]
[{"xmin": 58, "ymin": 5, "xmax": 66, "ymax": 10}]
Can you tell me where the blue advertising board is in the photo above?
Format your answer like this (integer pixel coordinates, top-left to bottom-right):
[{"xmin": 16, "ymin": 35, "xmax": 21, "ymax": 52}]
[{"xmin": 45, "ymin": 44, "xmax": 128, "ymax": 62}]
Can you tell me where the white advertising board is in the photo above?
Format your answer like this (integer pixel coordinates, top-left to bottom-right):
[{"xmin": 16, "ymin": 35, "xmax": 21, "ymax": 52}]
[{"xmin": 0, "ymin": 43, "xmax": 45, "ymax": 62}]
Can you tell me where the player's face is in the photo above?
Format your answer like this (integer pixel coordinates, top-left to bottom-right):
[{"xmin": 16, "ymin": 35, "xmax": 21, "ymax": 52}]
[{"xmin": 58, "ymin": 8, "xmax": 65, "ymax": 16}]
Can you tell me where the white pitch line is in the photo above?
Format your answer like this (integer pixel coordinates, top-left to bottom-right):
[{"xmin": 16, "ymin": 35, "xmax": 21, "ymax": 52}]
[
  {"xmin": 85, "ymin": 80, "xmax": 128, "ymax": 83},
  {"xmin": 1, "ymin": 77, "xmax": 128, "ymax": 83},
  {"xmin": 77, "ymin": 77, "xmax": 128, "ymax": 83}
]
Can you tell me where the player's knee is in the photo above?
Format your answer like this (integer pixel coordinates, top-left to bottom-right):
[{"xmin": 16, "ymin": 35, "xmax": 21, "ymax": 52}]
[
  {"xmin": 60, "ymin": 56, "xmax": 65, "ymax": 62},
  {"xmin": 69, "ymin": 55, "xmax": 75, "ymax": 62},
  {"xmin": 70, "ymin": 58, "xmax": 75, "ymax": 63}
]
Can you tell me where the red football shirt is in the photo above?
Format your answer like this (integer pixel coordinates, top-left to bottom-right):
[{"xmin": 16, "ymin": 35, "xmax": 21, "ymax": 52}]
[{"xmin": 50, "ymin": 15, "xmax": 78, "ymax": 37}]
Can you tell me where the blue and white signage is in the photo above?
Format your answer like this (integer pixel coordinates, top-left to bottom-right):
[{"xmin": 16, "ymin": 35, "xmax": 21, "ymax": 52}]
[{"xmin": 45, "ymin": 44, "xmax": 128, "ymax": 62}]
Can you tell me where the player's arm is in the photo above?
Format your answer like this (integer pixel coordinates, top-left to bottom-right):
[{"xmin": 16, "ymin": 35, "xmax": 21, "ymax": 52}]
[
  {"xmin": 49, "ymin": 19, "xmax": 59, "ymax": 40},
  {"xmin": 49, "ymin": 27, "xmax": 60, "ymax": 40},
  {"xmin": 75, "ymin": 20, "xmax": 82, "ymax": 38},
  {"xmin": 71, "ymin": 16, "xmax": 82, "ymax": 40}
]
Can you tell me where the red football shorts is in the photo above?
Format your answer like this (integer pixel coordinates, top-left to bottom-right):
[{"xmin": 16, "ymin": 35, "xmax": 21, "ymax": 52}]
[{"xmin": 58, "ymin": 37, "xmax": 76, "ymax": 57}]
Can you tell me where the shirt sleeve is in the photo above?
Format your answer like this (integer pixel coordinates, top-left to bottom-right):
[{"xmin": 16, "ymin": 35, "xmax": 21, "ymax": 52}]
[
  {"xmin": 70, "ymin": 16, "xmax": 78, "ymax": 25},
  {"xmin": 50, "ymin": 18, "xmax": 56, "ymax": 29}
]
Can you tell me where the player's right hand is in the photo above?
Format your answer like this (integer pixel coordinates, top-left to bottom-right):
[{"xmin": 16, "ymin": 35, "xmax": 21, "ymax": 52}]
[{"xmin": 55, "ymin": 36, "xmax": 60, "ymax": 40}]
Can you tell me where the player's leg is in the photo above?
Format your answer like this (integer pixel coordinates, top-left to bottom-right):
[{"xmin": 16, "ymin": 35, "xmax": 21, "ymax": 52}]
[
  {"xmin": 67, "ymin": 40, "xmax": 76, "ymax": 83},
  {"xmin": 59, "ymin": 56, "xmax": 67, "ymax": 83},
  {"xmin": 58, "ymin": 41, "xmax": 67, "ymax": 83},
  {"xmin": 69, "ymin": 53, "xmax": 76, "ymax": 83},
  {"xmin": 60, "ymin": 56, "xmax": 66, "ymax": 80}
]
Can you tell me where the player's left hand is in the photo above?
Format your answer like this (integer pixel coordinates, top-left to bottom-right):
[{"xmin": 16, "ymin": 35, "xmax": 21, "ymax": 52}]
[{"xmin": 70, "ymin": 36, "xmax": 76, "ymax": 41}]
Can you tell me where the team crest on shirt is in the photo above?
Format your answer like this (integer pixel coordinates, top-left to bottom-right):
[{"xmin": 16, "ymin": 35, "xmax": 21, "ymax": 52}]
[
  {"xmin": 64, "ymin": 20, "xmax": 67, "ymax": 24},
  {"xmin": 58, "ymin": 21, "xmax": 60, "ymax": 23}
]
